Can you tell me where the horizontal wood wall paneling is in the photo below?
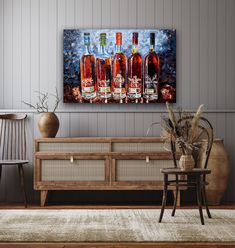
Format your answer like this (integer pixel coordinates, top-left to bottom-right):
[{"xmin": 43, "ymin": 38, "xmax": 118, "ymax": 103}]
[
  {"xmin": 163, "ymin": 0, "xmax": 173, "ymax": 28},
  {"xmin": 216, "ymin": 0, "xmax": 226, "ymax": 109},
  {"xmin": 0, "ymin": 0, "xmax": 235, "ymax": 203},
  {"xmin": 47, "ymin": 0, "xmax": 57, "ymax": 108},
  {"xmin": 30, "ymin": 0, "xmax": 40, "ymax": 107},
  {"xmin": 0, "ymin": 0, "xmax": 3, "ymax": 109},
  {"xmin": 12, "ymin": 0, "xmax": 22, "ymax": 109},
  {"xmin": 207, "ymin": 0, "xmax": 217, "ymax": 109},
  {"xmin": 190, "ymin": 0, "xmax": 199, "ymax": 108},
  {"xmin": 3, "ymin": 0, "xmax": 13, "ymax": 109},
  {"xmin": 155, "ymin": 0, "xmax": 164, "ymax": 27},
  {"xmin": 21, "ymin": 0, "xmax": 31, "ymax": 109},
  {"xmin": 128, "ymin": 0, "xmax": 137, "ymax": 28},
  {"xmin": 225, "ymin": 0, "xmax": 235, "ymax": 109},
  {"xmin": 93, "ymin": 0, "xmax": 101, "ymax": 28},
  {"xmin": 172, "ymin": 0, "xmax": 181, "ymax": 108},
  {"xmin": 2, "ymin": 109, "xmax": 235, "ymax": 113},
  {"xmin": 199, "ymin": 0, "xmax": 209, "ymax": 108},
  {"xmin": 181, "ymin": 0, "xmax": 190, "ymax": 108},
  {"xmin": 97, "ymin": 113, "xmax": 107, "ymax": 137}
]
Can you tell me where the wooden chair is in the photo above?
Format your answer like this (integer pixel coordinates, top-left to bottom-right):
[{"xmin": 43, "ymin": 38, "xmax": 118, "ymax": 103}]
[
  {"xmin": 0, "ymin": 114, "xmax": 28, "ymax": 207},
  {"xmin": 158, "ymin": 116, "xmax": 214, "ymax": 225}
]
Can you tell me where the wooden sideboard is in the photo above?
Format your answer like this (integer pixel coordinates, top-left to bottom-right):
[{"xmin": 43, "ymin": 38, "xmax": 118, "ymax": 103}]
[{"xmin": 34, "ymin": 137, "xmax": 180, "ymax": 206}]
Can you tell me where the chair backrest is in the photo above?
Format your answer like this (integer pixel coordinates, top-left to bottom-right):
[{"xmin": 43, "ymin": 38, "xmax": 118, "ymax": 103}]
[
  {"xmin": 0, "ymin": 114, "xmax": 27, "ymax": 160},
  {"xmin": 171, "ymin": 116, "xmax": 214, "ymax": 169}
]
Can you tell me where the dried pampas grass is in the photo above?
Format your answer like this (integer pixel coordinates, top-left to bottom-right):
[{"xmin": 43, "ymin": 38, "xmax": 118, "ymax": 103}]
[{"xmin": 189, "ymin": 104, "xmax": 204, "ymax": 143}]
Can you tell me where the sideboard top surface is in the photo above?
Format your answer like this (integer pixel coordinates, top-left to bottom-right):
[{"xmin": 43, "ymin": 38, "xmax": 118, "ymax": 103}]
[{"xmin": 35, "ymin": 137, "xmax": 164, "ymax": 143}]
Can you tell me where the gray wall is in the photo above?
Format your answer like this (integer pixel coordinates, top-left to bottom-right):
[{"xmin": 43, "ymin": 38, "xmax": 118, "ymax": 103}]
[{"xmin": 0, "ymin": 0, "xmax": 235, "ymax": 204}]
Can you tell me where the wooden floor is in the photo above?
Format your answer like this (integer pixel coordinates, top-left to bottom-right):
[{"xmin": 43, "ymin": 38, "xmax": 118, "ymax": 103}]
[
  {"xmin": 0, "ymin": 203, "xmax": 235, "ymax": 209},
  {"xmin": 0, "ymin": 242, "xmax": 234, "ymax": 248},
  {"xmin": 0, "ymin": 204, "xmax": 234, "ymax": 248}
]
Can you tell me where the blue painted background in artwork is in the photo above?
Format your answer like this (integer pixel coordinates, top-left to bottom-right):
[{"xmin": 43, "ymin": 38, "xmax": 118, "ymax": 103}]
[{"xmin": 63, "ymin": 29, "xmax": 176, "ymax": 88}]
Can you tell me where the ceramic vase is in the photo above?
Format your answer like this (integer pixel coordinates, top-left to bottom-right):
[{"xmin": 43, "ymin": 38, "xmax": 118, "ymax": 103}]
[{"xmin": 38, "ymin": 112, "xmax": 59, "ymax": 138}]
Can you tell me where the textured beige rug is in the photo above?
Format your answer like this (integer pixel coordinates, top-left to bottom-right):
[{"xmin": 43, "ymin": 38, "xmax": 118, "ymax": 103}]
[{"xmin": 0, "ymin": 209, "xmax": 234, "ymax": 242}]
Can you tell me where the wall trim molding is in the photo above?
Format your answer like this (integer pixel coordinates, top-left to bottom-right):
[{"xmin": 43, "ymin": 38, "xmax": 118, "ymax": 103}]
[{"xmin": 1, "ymin": 109, "xmax": 235, "ymax": 114}]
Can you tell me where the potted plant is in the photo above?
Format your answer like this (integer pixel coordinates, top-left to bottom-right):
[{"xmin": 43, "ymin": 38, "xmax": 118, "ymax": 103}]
[
  {"xmin": 23, "ymin": 88, "xmax": 61, "ymax": 138},
  {"xmin": 161, "ymin": 102, "xmax": 204, "ymax": 170}
]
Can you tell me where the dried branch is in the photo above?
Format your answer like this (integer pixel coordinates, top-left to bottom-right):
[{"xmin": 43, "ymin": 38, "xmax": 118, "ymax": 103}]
[
  {"xmin": 22, "ymin": 88, "xmax": 61, "ymax": 113},
  {"xmin": 51, "ymin": 87, "xmax": 60, "ymax": 112}
]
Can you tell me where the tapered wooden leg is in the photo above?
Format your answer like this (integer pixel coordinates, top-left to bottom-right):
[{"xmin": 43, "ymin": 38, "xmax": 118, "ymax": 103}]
[
  {"xmin": 202, "ymin": 185, "xmax": 212, "ymax": 218},
  {"xmin": 18, "ymin": 164, "xmax": 27, "ymax": 208},
  {"xmin": 40, "ymin": 190, "xmax": 48, "ymax": 207},
  {"xmin": 196, "ymin": 175, "xmax": 204, "ymax": 225},
  {"xmin": 159, "ymin": 174, "xmax": 168, "ymax": 223}
]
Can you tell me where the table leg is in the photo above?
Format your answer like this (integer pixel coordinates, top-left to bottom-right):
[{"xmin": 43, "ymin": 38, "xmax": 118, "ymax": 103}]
[{"xmin": 40, "ymin": 190, "xmax": 48, "ymax": 207}]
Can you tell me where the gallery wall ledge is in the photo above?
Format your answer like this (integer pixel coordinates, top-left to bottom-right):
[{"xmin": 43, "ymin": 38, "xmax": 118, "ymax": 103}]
[{"xmin": 1, "ymin": 109, "xmax": 235, "ymax": 114}]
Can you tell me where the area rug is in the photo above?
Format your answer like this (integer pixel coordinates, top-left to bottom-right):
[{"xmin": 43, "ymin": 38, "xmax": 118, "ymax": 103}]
[{"xmin": 0, "ymin": 209, "xmax": 234, "ymax": 242}]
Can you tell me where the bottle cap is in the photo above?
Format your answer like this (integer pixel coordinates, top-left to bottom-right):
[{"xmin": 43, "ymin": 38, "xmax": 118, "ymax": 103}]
[
  {"xmin": 100, "ymin": 33, "xmax": 106, "ymax": 46},
  {"xmin": 132, "ymin": 32, "xmax": 138, "ymax": 45},
  {"xmin": 84, "ymin": 33, "xmax": 90, "ymax": 45},
  {"xmin": 150, "ymin": 33, "xmax": 155, "ymax": 46},
  {"xmin": 116, "ymin": 32, "xmax": 122, "ymax": 45}
]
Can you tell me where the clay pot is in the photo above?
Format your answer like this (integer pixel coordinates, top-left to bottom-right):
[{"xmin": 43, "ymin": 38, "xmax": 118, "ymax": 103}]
[
  {"xmin": 38, "ymin": 112, "xmax": 59, "ymax": 138},
  {"xmin": 179, "ymin": 155, "xmax": 195, "ymax": 171},
  {"xmin": 200, "ymin": 139, "xmax": 230, "ymax": 205},
  {"xmin": 207, "ymin": 139, "xmax": 230, "ymax": 205}
]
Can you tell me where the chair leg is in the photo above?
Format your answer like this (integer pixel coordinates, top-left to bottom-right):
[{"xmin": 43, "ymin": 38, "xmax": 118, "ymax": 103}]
[
  {"xmin": 172, "ymin": 174, "xmax": 179, "ymax": 216},
  {"xmin": 202, "ymin": 185, "xmax": 212, "ymax": 219},
  {"xmin": 172, "ymin": 186, "xmax": 179, "ymax": 217},
  {"xmin": 196, "ymin": 176, "xmax": 204, "ymax": 225},
  {"xmin": 18, "ymin": 164, "xmax": 27, "ymax": 208},
  {"xmin": 159, "ymin": 174, "xmax": 168, "ymax": 223}
]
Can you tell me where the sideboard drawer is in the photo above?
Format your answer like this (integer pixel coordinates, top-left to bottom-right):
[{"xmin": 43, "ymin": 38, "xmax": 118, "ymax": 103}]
[
  {"xmin": 41, "ymin": 160, "xmax": 105, "ymax": 181},
  {"xmin": 112, "ymin": 142, "xmax": 164, "ymax": 152},
  {"xmin": 116, "ymin": 159, "xmax": 174, "ymax": 181},
  {"xmin": 38, "ymin": 142, "xmax": 110, "ymax": 152}
]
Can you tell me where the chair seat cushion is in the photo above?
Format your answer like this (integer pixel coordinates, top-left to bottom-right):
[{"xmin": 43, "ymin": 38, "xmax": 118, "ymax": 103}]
[{"xmin": 0, "ymin": 160, "xmax": 29, "ymax": 165}]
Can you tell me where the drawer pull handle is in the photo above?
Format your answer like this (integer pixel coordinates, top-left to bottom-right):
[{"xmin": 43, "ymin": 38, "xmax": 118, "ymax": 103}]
[
  {"xmin": 70, "ymin": 156, "xmax": 74, "ymax": 163},
  {"xmin": 146, "ymin": 156, "xmax": 150, "ymax": 163}
]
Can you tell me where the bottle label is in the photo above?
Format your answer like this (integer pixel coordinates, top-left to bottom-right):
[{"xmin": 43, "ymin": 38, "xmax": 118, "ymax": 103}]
[
  {"xmin": 128, "ymin": 76, "xmax": 142, "ymax": 94},
  {"xmin": 114, "ymin": 88, "xmax": 123, "ymax": 94},
  {"xmin": 99, "ymin": 86, "xmax": 111, "ymax": 93},
  {"xmin": 83, "ymin": 86, "xmax": 94, "ymax": 93},
  {"xmin": 114, "ymin": 74, "xmax": 125, "ymax": 88},
  {"xmin": 82, "ymin": 78, "xmax": 95, "ymax": 93},
  {"xmin": 145, "ymin": 88, "xmax": 155, "ymax": 94}
]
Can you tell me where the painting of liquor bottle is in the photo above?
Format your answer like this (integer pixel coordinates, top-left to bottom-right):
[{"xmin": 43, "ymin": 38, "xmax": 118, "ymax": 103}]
[{"xmin": 63, "ymin": 29, "xmax": 176, "ymax": 103}]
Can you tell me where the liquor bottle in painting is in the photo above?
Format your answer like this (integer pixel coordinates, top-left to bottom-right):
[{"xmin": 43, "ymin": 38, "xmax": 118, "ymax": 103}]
[
  {"xmin": 112, "ymin": 32, "xmax": 127, "ymax": 103},
  {"xmin": 80, "ymin": 33, "xmax": 96, "ymax": 102},
  {"xmin": 127, "ymin": 32, "xmax": 142, "ymax": 103},
  {"xmin": 143, "ymin": 33, "xmax": 160, "ymax": 103},
  {"xmin": 96, "ymin": 33, "xmax": 112, "ymax": 103}
]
